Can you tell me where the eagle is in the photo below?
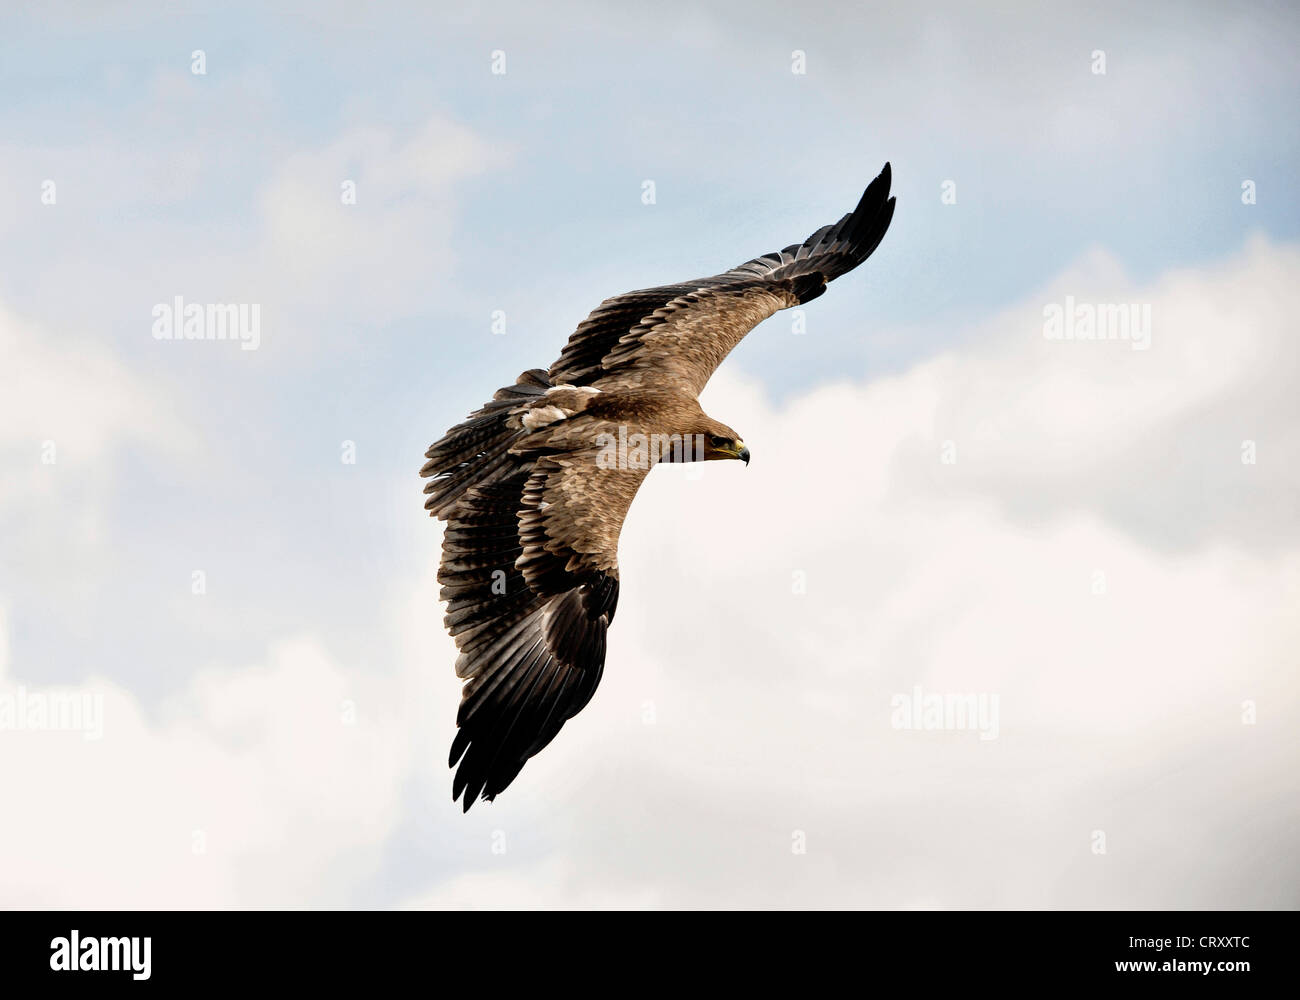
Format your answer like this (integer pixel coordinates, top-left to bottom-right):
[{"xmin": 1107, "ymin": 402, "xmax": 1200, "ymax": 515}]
[{"xmin": 422, "ymin": 164, "xmax": 896, "ymax": 811}]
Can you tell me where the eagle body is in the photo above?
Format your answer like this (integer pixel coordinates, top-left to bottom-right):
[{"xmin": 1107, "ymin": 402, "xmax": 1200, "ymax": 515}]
[{"xmin": 422, "ymin": 165, "xmax": 896, "ymax": 810}]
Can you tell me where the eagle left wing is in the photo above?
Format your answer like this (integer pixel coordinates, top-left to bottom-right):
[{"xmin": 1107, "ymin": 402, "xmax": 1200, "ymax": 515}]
[
  {"xmin": 549, "ymin": 163, "xmax": 895, "ymax": 396},
  {"xmin": 431, "ymin": 400, "xmax": 650, "ymax": 810}
]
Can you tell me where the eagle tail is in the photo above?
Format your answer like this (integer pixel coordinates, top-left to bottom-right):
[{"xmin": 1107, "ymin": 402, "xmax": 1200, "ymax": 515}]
[{"xmin": 421, "ymin": 369, "xmax": 552, "ymax": 519}]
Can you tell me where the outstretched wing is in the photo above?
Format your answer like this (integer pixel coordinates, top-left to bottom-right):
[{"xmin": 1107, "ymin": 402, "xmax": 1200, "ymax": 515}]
[
  {"xmin": 550, "ymin": 163, "xmax": 896, "ymax": 396},
  {"xmin": 423, "ymin": 381, "xmax": 650, "ymax": 810}
]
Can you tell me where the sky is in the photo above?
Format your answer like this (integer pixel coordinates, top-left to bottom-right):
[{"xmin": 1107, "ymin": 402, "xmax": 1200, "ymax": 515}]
[{"xmin": 0, "ymin": 1, "xmax": 1297, "ymax": 908}]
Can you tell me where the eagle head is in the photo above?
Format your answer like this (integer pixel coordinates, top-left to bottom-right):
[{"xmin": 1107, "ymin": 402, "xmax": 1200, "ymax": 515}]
[{"xmin": 699, "ymin": 419, "xmax": 749, "ymax": 465}]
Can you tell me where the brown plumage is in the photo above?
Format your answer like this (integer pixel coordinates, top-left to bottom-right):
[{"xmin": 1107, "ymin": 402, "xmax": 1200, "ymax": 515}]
[{"xmin": 422, "ymin": 164, "xmax": 896, "ymax": 810}]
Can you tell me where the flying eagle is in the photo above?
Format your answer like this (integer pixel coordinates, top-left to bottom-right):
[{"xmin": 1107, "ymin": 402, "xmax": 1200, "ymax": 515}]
[{"xmin": 422, "ymin": 164, "xmax": 896, "ymax": 811}]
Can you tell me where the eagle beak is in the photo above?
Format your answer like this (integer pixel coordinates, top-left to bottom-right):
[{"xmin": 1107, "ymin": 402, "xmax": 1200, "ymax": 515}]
[{"xmin": 712, "ymin": 438, "xmax": 751, "ymax": 464}]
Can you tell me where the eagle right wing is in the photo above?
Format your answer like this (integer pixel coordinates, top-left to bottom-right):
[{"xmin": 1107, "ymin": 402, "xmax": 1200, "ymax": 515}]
[{"xmin": 549, "ymin": 163, "xmax": 895, "ymax": 396}]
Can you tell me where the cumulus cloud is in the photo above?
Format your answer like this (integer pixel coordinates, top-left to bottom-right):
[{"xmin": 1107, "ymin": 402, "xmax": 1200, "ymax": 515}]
[
  {"xmin": 0, "ymin": 303, "xmax": 195, "ymax": 590},
  {"xmin": 402, "ymin": 238, "xmax": 1300, "ymax": 909},
  {"xmin": 0, "ymin": 299, "xmax": 425, "ymax": 908},
  {"xmin": 0, "ymin": 301, "xmax": 191, "ymax": 484},
  {"xmin": 0, "ymin": 607, "xmax": 418, "ymax": 908},
  {"xmin": 2, "ymin": 240, "xmax": 1295, "ymax": 909}
]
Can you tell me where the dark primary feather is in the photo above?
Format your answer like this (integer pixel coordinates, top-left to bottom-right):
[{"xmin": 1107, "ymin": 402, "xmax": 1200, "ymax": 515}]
[
  {"xmin": 436, "ymin": 468, "xmax": 621, "ymax": 811},
  {"xmin": 446, "ymin": 583, "xmax": 615, "ymax": 811},
  {"xmin": 723, "ymin": 162, "xmax": 896, "ymax": 289}
]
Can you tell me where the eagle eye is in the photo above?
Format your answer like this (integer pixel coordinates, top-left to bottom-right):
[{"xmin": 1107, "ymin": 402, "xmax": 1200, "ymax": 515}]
[{"xmin": 708, "ymin": 434, "xmax": 727, "ymax": 448}]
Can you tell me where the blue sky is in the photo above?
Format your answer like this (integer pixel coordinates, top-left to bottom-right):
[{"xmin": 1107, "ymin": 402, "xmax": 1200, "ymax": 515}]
[{"xmin": 1, "ymin": 2, "xmax": 1297, "ymax": 907}]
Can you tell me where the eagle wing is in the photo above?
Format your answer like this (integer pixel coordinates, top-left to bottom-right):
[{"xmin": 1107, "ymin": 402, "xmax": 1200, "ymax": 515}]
[
  {"xmin": 423, "ymin": 380, "xmax": 650, "ymax": 810},
  {"xmin": 550, "ymin": 162, "xmax": 895, "ymax": 396}
]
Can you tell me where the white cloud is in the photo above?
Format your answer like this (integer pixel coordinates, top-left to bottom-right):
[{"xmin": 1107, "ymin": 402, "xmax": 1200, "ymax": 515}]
[
  {"xmin": 910, "ymin": 238, "xmax": 1300, "ymax": 551},
  {"xmin": 404, "ymin": 238, "xmax": 1300, "ymax": 908},
  {"xmin": 0, "ymin": 610, "xmax": 418, "ymax": 908},
  {"xmin": 2, "ymin": 240, "xmax": 1295, "ymax": 909},
  {"xmin": 0, "ymin": 298, "xmax": 427, "ymax": 908},
  {"xmin": 0, "ymin": 302, "xmax": 194, "ymax": 567},
  {"xmin": 0, "ymin": 301, "xmax": 189, "ymax": 473}
]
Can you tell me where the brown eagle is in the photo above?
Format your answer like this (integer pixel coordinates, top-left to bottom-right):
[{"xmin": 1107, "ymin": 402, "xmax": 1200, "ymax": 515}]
[{"xmin": 422, "ymin": 164, "xmax": 896, "ymax": 810}]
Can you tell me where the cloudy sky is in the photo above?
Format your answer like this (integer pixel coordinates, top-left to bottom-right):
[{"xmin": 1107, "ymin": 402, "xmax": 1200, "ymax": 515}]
[{"xmin": 1, "ymin": 1, "xmax": 1297, "ymax": 908}]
